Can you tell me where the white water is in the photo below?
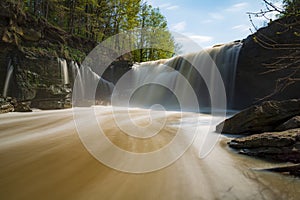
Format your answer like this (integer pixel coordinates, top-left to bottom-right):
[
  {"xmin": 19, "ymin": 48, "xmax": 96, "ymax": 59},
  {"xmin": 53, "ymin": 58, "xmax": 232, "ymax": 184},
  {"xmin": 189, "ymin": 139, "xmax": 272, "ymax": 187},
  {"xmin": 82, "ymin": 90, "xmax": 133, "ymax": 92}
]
[
  {"xmin": 71, "ymin": 61, "xmax": 84, "ymax": 96},
  {"xmin": 205, "ymin": 42, "xmax": 242, "ymax": 104},
  {"xmin": 115, "ymin": 42, "xmax": 242, "ymax": 110},
  {"xmin": 1, "ymin": 42, "xmax": 299, "ymax": 199},
  {"xmin": 58, "ymin": 58, "xmax": 70, "ymax": 85},
  {"xmin": 2, "ymin": 60, "xmax": 14, "ymax": 98},
  {"xmin": 72, "ymin": 63, "xmax": 114, "ymax": 103},
  {"xmin": 0, "ymin": 108, "xmax": 299, "ymax": 199}
]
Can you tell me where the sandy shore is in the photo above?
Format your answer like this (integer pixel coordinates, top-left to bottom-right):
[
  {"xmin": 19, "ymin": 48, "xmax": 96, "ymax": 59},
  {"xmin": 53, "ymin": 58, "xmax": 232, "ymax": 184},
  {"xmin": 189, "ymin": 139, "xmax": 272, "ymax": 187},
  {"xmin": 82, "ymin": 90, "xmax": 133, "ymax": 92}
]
[{"xmin": 0, "ymin": 107, "xmax": 299, "ymax": 200}]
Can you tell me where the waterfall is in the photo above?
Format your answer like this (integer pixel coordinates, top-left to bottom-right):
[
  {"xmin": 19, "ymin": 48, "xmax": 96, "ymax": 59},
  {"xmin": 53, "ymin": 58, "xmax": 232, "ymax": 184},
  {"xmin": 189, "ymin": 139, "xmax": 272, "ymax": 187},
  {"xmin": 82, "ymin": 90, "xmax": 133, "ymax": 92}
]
[
  {"xmin": 203, "ymin": 41, "xmax": 242, "ymax": 106},
  {"xmin": 72, "ymin": 63, "xmax": 114, "ymax": 104},
  {"xmin": 113, "ymin": 41, "xmax": 242, "ymax": 111},
  {"xmin": 58, "ymin": 58, "xmax": 70, "ymax": 85},
  {"xmin": 2, "ymin": 60, "xmax": 14, "ymax": 98},
  {"xmin": 71, "ymin": 61, "xmax": 84, "ymax": 98},
  {"xmin": 71, "ymin": 61, "xmax": 78, "ymax": 81}
]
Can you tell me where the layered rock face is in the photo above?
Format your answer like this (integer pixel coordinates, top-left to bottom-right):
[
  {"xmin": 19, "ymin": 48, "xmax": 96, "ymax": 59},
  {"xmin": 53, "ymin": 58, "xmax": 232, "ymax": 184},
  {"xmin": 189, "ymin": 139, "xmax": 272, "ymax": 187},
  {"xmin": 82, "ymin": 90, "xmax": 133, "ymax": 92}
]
[
  {"xmin": 216, "ymin": 99, "xmax": 300, "ymax": 134},
  {"xmin": 0, "ymin": 1, "xmax": 101, "ymax": 109},
  {"xmin": 0, "ymin": 97, "xmax": 32, "ymax": 113},
  {"xmin": 0, "ymin": 1, "xmax": 133, "ymax": 110},
  {"xmin": 217, "ymin": 99, "xmax": 300, "ymax": 176},
  {"xmin": 228, "ymin": 129, "xmax": 300, "ymax": 163},
  {"xmin": 0, "ymin": 97, "xmax": 14, "ymax": 113}
]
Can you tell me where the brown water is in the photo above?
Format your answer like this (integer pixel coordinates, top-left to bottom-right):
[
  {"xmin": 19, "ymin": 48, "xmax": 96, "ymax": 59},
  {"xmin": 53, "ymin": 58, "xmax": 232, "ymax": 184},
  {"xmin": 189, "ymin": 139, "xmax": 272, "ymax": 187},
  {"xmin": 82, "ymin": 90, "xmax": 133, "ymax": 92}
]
[{"xmin": 0, "ymin": 107, "xmax": 299, "ymax": 200}]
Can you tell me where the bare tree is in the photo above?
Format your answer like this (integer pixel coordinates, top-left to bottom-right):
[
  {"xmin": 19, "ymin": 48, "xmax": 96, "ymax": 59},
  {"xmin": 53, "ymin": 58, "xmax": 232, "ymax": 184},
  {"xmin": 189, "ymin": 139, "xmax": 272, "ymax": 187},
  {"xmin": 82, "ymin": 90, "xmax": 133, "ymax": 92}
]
[{"xmin": 247, "ymin": 0, "xmax": 300, "ymax": 101}]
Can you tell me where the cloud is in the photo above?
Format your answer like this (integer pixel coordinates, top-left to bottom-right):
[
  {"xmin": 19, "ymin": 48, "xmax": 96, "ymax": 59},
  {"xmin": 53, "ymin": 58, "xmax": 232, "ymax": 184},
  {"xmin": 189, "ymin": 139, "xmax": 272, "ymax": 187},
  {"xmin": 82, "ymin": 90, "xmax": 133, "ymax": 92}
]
[
  {"xmin": 157, "ymin": 3, "xmax": 179, "ymax": 11},
  {"xmin": 252, "ymin": 2, "xmax": 283, "ymax": 27},
  {"xmin": 174, "ymin": 33, "xmax": 214, "ymax": 53},
  {"xmin": 200, "ymin": 19, "xmax": 213, "ymax": 24},
  {"xmin": 232, "ymin": 24, "xmax": 250, "ymax": 32},
  {"xmin": 159, "ymin": 3, "xmax": 171, "ymax": 8},
  {"xmin": 176, "ymin": 32, "xmax": 214, "ymax": 44},
  {"xmin": 189, "ymin": 35, "xmax": 213, "ymax": 43},
  {"xmin": 209, "ymin": 13, "xmax": 224, "ymax": 20},
  {"xmin": 273, "ymin": 2, "xmax": 284, "ymax": 10},
  {"xmin": 166, "ymin": 5, "xmax": 179, "ymax": 10},
  {"xmin": 226, "ymin": 2, "xmax": 249, "ymax": 12},
  {"xmin": 171, "ymin": 21, "xmax": 187, "ymax": 32}
]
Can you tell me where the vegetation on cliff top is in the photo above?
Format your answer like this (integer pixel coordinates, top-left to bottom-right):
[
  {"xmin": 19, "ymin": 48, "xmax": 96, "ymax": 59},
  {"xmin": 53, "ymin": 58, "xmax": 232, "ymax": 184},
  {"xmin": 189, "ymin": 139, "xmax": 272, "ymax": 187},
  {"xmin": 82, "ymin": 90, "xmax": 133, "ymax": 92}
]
[{"xmin": 17, "ymin": 0, "xmax": 177, "ymax": 62}]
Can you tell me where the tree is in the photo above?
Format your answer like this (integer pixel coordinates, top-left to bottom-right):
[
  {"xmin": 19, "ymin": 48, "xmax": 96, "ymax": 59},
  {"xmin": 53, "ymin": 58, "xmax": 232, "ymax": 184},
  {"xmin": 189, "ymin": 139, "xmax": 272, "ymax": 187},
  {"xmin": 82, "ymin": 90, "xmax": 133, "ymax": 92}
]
[
  {"xmin": 283, "ymin": 0, "xmax": 300, "ymax": 15},
  {"xmin": 20, "ymin": 0, "xmax": 177, "ymax": 62},
  {"xmin": 133, "ymin": 3, "xmax": 175, "ymax": 62}
]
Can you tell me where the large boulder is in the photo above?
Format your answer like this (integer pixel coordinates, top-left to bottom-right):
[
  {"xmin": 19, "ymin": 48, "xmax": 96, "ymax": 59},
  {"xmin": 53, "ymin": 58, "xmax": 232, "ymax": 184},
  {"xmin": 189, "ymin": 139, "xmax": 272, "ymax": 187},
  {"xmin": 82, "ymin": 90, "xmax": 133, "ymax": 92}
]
[
  {"xmin": 275, "ymin": 116, "xmax": 300, "ymax": 131},
  {"xmin": 216, "ymin": 99, "xmax": 300, "ymax": 134},
  {"xmin": 30, "ymin": 85, "xmax": 71, "ymax": 109},
  {"xmin": 13, "ymin": 101, "xmax": 32, "ymax": 112},
  {"xmin": 228, "ymin": 128, "xmax": 300, "ymax": 163}
]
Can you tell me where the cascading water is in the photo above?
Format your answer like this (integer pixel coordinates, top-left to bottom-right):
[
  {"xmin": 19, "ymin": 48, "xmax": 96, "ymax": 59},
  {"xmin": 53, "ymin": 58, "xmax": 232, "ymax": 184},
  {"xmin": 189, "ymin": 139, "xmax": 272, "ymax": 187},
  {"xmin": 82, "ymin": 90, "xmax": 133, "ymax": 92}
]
[
  {"xmin": 72, "ymin": 63, "xmax": 114, "ymax": 104},
  {"xmin": 206, "ymin": 42, "xmax": 242, "ymax": 105},
  {"xmin": 71, "ymin": 61, "xmax": 79, "ymax": 83},
  {"xmin": 117, "ymin": 41, "xmax": 242, "ymax": 111},
  {"xmin": 58, "ymin": 58, "xmax": 70, "ymax": 85},
  {"xmin": 71, "ymin": 61, "xmax": 84, "ymax": 99},
  {"xmin": 2, "ymin": 60, "xmax": 14, "ymax": 98}
]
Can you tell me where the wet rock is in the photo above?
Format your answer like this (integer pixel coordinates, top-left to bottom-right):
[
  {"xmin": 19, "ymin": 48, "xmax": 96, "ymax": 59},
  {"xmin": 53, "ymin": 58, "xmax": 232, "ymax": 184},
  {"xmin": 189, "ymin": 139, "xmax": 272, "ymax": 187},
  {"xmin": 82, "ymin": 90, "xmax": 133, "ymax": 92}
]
[
  {"xmin": 0, "ymin": 101, "xmax": 14, "ymax": 113},
  {"xmin": 31, "ymin": 99, "xmax": 68, "ymax": 110},
  {"xmin": 228, "ymin": 129, "xmax": 300, "ymax": 163},
  {"xmin": 256, "ymin": 164, "xmax": 300, "ymax": 177},
  {"xmin": 31, "ymin": 85, "xmax": 71, "ymax": 110},
  {"xmin": 13, "ymin": 102, "xmax": 32, "ymax": 112},
  {"xmin": 216, "ymin": 99, "xmax": 300, "ymax": 134},
  {"xmin": 0, "ymin": 97, "xmax": 32, "ymax": 113},
  {"xmin": 276, "ymin": 116, "xmax": 300, "ymax": 131}
]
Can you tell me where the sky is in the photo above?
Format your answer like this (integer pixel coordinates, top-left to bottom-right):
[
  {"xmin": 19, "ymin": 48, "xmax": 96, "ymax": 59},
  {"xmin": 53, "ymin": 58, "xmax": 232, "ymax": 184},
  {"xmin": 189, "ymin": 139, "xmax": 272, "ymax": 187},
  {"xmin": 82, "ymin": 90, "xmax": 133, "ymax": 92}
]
[{"xmin": 147, "ymin": 0, "xmax": 282, "ymax": 51}]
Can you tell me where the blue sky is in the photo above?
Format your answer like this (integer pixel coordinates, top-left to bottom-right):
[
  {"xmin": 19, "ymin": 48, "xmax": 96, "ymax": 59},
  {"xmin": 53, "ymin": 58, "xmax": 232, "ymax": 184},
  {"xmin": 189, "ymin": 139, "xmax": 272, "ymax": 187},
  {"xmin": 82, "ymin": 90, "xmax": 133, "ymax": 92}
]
[{"xmin": 147, "ymin": 0, "xmax": 282, "ymax": 50}]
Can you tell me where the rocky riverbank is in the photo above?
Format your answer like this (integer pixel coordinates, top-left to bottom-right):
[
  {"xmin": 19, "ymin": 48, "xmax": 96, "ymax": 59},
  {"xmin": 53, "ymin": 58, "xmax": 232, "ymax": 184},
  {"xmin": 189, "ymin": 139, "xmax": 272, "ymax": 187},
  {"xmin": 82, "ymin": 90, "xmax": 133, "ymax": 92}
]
[
  {"xmin": 217, "ymin": 99, "xmax": 300, "ymax": 176},
  {"xmin": 0, "ymin": 96, "xmax": 31, "ymax": 113},
  {"xmin": 0, "ymin": 0, "xmax": 92, "ymax": 106},
  {"xmin": 0, "ymin": 1, "xmax": 127, "ymax": 109}
]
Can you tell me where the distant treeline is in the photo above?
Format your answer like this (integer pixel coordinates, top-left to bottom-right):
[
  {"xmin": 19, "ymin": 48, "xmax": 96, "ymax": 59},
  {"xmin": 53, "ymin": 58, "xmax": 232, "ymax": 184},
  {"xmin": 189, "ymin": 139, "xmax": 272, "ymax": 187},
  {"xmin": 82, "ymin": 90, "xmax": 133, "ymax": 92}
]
[{"xmin": 21, "ymin": 0, "xmax": 178, "ymax": 62}]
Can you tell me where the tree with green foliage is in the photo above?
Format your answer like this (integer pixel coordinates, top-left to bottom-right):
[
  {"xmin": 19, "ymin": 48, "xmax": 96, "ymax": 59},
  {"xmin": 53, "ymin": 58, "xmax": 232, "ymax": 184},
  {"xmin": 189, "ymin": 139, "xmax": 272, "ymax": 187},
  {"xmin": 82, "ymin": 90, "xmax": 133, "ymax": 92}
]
[
  {"xmin": 132, "ymin": 3, "xmax": 175, "ymax": 62},
  {"xmin": 21, "ymin": 0, "xmax": 177, "ymax": 62},
  {"xmin": 283, "ymin": 0, "xmax": 300, "ymax": 15}
]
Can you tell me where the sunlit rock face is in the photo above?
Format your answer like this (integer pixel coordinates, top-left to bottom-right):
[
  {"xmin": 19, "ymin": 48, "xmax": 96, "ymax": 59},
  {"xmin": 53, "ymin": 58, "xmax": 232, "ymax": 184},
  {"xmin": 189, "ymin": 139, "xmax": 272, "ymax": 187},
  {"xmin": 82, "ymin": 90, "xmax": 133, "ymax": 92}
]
[
  {"xmin": 216, "ymin": 99, "xmax": 300, "ymax": 134},
  {"xmin": 228, "ymin": 128, "xmax": 300, "ymax": 163}
]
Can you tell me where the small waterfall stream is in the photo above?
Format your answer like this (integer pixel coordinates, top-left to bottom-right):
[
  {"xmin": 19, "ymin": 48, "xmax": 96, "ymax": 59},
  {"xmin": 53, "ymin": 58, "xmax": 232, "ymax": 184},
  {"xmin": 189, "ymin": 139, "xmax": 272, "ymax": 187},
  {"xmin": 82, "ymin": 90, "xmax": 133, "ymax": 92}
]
[
  {"xmin": 72, "ymin": 62, "xmax": 114, "ymax": 104},
  {"xmin": 2, "ymin": 60, "xmax": 14, "ymax": 98},
  {"xmin": 58, "ymin": 58, "xmax": 70, "ymax": 85},
  {"xmin": 71, "ymin": 61, "xmax": 84, "ymax": 96}
]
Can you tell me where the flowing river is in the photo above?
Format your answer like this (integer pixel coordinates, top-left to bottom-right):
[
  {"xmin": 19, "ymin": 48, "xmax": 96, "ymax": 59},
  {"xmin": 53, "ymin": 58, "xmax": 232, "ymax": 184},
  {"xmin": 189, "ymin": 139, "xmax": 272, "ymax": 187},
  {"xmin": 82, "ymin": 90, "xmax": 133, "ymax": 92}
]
[{"xmin": 0, "ymin": 107, "xmax": 299, "ymax": 200}]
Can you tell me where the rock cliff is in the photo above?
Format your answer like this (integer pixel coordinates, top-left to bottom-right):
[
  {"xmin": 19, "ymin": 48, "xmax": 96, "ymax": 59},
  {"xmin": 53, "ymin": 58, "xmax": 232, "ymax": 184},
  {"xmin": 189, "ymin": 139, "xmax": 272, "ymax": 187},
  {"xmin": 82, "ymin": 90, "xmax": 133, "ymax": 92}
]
[{"xmin": 234, "ymin": 15, "xmax": 300, "ymax": 109}]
